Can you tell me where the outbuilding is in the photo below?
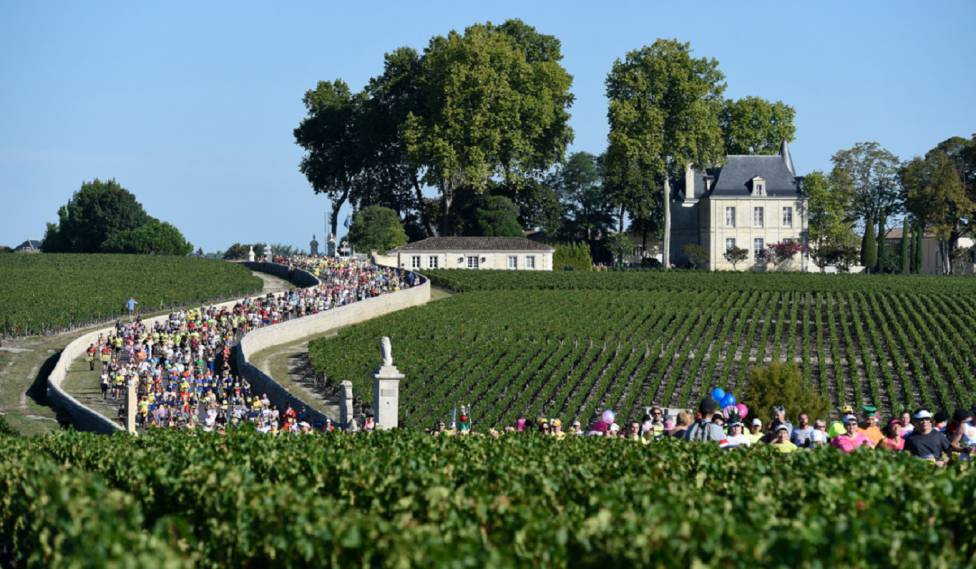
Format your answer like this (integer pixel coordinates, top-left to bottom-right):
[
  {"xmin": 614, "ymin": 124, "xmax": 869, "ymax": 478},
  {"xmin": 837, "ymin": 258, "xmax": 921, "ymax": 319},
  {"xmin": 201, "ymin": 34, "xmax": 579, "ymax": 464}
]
[{"xmin": 383, "ymin": 236, "xmax": 554, "ymax": 271}]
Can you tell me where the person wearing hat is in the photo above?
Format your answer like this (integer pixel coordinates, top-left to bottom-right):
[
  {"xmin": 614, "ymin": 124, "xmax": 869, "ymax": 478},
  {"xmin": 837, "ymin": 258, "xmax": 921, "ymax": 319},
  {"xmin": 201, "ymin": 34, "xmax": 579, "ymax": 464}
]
[
  {"xmin": 551, "ymin": 418, "xmax": 566, "ymax": 439},
  {"xmin": 722, "ymin": 419, "xmax": 752, "ymax": 449},
  {"xmin": 769, "ymin": 423, "xmax": 798, "ymax": 453},
  {"xmin": 569, "ymin": 420, "xmax": 583, "ymax": 436},
  {"xmin": 858, "ymin": 406, "xmax": 884, "ymax": 445},
  {"xmin": 905, "ymin": 409, "xmax": 950, "ymax": 466},
  {"xmin": 746, "ymin": 418, "xmax": 764, "ymax": 444},
  {"xmin": 878, "ymin": 419, "xmax": 904, "ymax": 452},
  {"xmin": 830, "ymin": 414, "xmax": 874, "ymax": 453},
  {"xmin": 772, "ymin": 405, "xmax": 793, "ymax": 438},
  {"xmin": 683, "ymin": 398, "xmax": 725, "ymax": 443}
]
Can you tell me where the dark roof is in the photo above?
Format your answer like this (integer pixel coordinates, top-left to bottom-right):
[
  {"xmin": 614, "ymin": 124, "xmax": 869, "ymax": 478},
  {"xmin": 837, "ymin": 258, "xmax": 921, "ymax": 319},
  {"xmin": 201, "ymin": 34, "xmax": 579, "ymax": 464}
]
[
  {"xmin": 396, "ymin": 237, "xmax": 554, "ymax": 252},
  {"xmin": 710, "ymin": 155, "xmax": 800, "ymax": 197},
  {"xmin": 14, "ymin": 240, "xmax": 42, "ymax": 251}
]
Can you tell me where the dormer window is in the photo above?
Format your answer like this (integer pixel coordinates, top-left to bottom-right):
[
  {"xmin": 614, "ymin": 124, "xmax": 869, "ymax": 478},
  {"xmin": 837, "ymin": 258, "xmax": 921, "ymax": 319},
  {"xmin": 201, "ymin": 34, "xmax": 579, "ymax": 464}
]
[{"xmin": 752, "ymin": 176, "xmax": 766, "ymax": 196}]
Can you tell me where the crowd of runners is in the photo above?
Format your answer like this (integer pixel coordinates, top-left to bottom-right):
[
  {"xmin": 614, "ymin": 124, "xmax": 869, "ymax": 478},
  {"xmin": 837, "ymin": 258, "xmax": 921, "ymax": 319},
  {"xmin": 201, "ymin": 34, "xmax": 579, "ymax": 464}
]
[{"xmin": 84, "ymin": 257, "xmax": 414, "ymax": 432}]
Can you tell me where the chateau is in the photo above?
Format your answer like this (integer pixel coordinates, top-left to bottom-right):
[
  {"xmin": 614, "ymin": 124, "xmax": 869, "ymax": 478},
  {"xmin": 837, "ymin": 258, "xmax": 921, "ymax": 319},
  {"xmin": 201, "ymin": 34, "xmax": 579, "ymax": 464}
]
[{"xmin": 671, "ymin": 141, "xmax": 808, "ymax": 271}]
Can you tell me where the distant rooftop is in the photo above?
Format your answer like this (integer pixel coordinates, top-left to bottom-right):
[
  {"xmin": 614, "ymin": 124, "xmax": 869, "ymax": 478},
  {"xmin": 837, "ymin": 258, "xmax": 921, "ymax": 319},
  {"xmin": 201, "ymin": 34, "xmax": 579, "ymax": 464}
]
[{"xmin": 396, "ymin": 236, "xmax": 554, "ymax": 252}]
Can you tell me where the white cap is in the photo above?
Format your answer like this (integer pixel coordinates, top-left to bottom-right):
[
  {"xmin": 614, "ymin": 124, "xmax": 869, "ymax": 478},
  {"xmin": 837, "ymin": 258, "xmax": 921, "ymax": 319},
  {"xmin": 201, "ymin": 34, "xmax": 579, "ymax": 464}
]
[
  {"xmin": 751, "ymin": 418, "xmax": 762, "ymax": 426},
  {"xmin": 914, "ymin": 409, "xmax": 933, "ymax": 420}
]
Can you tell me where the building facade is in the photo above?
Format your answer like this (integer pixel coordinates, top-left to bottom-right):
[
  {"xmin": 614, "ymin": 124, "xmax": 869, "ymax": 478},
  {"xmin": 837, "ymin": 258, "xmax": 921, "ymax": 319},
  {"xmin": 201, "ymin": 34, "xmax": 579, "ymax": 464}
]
[
  {"xmin": 380, "ymin": 236, "xmax": 555, "ymax": 271},
  {"xmin": 671, "ymin": 142, "xmax": 808, "ymax": 271}
]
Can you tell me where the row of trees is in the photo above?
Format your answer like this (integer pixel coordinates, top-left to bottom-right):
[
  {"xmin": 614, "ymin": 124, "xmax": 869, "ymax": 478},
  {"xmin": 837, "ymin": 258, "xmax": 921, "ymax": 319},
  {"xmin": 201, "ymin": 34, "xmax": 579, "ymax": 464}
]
[
  {"xmin": 806, "ymin": 135, "xmax": 976, "ymax": 275},
  {"xmin": 295, "ymin": 24, "xmax": 797, "ymax": 265},
  {"xmin": 42, "ymin": 179, "xmax": 193, "ymax": 256}
]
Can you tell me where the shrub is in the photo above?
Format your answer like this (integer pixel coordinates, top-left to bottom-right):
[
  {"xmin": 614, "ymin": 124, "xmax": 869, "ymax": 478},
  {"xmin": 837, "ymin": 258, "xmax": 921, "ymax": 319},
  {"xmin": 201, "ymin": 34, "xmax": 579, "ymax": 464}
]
[
  {"xmin": 741, "ymin": 361, "xmax": 830, "ymax": 425},
  {"xmin": 553, "ymin": 242, "xmax": 592, "ymax": 271},
  {"xmin": 723, "ymin": 245, "xmax": 749, "ymax": 270},
  {"xmin": 683, "ymin": 243, "xmax": 709, "ymax": 269}
]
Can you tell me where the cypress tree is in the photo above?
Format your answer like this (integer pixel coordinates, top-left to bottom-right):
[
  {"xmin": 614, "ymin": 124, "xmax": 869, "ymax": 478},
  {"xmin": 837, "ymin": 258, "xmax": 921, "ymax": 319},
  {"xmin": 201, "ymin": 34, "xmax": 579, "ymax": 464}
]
[
  {"xmin": 863, "ymin": 217, "xmax": 877, "ymax": 272},
  {"xmin": 900, "ymin": 218, "xmax": 910, "ymax": 275}
]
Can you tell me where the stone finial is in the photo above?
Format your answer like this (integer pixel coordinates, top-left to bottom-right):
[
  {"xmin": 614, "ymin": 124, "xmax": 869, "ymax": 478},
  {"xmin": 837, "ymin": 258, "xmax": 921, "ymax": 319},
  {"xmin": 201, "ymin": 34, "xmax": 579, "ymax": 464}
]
[{"xmin": 381, "ymin": 336, "xmax": 393, "ymax": 367}]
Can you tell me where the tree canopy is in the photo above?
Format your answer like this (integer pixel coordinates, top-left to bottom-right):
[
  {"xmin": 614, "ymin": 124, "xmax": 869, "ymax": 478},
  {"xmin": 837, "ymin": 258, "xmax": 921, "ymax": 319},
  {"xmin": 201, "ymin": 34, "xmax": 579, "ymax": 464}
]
[
  {"xmin": 474, "ymin": 196, "xmax": 524, "ymax": 237},
  {"xmin": 720, "ymin": 96, "xmax": 796, "ymax": 155},
  {"xmin": 101, "ymin": 219, "xmax": 193, "ymax": 256},
  {"xmin": 347, "ymin": 206, "xmax": 409, "ymax": 253}
]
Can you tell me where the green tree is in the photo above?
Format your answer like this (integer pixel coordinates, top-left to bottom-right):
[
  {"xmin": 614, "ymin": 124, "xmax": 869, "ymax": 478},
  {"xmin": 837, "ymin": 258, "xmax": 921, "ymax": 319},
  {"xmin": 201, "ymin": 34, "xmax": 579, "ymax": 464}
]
[
  {"xmin": 719, "ymin": 96, "xmax": 796, "ymax": 155},
  {"xmin": 101, "ymin": 219, "xmax": 193, "ymax": 256},
  {"xmin": 682, "ymin": 243, "xmax": 709, "ymax": 269},
  {"xmin": 861, "ymin": 217, "xmax": 877, "ymax": 271},
  {"xmin": 41, "ymin": 179, "xmax": 151, "ymax": 253},
  {"xmin": 550, "ymin": 151, "xmax": 615, "ymax": 241},
  {"xmin": 900, "ymin": 218, "xmax": 911, "ymax": 275},
  {"xmin": 294, "ymin": 80, "xmax": 368, "ymax": 249},
  {"xmin": 404, "ymin": 20, "xmax": 573, "ymax": 234},
  {"xmin": 474, "ymin": 196, "xmax": 523, "ymax": 237},
  {"xmin": 723, "ymin": 245, "xmax": 748, "ymax": 270},
  {"xmin": 605, "ymin": 232, "xmax": 632, "ymax": 266},
  {"xmin": 830, "ymin": 142, "xmax": 902, "ymax": 264},
  {"xmin": 805, "ymin": 170, "xmax": 855, "ymax": 271},
  {"xmin": 605, "ymin": 39, "xmax": 726, "ymax": 270},
  {"xmin": 223, "ymin": 243, "xmax": 250, "ymax": 260},
  {"xmin": 494, "ymin": 180, "xmax": 562, "ymax": 235},
  {"xmin": 553, "ymin": 242, "xmax": 592, "ymax": 271},
  {"xmin": 742, "ymin": 361, "xmax": 830, "ymax": 427},
  {"xmin": 347, "ymin": 206, "xmax": 409, "ymax": 253}
]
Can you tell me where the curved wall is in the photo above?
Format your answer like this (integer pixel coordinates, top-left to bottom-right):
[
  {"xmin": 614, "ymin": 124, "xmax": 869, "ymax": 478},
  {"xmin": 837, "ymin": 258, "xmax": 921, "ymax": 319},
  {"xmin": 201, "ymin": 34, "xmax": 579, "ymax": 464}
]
[{"xmin": 47, "ymin": 262, "xmax": 428, "ymax": 433}]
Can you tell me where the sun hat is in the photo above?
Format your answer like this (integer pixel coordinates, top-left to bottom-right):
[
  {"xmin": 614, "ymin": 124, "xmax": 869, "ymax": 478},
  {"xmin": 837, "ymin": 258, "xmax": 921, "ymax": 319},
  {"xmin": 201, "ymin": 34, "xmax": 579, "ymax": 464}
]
[
  {"xmin": 774, "ymin": 423, "xmax": 789, "ymax": 432},
  {"xmin": 843, "ymin": 414, "xmax": 858, "ymax": 424},
  {"xmin": 840, "ymin": 405, "xmax": 854, "ymax": 414},
  {"xmin": 913, "ymin": 409, "xmax": 933, "ymax": 420},
  {"xmin": 751, "ymin": 418, "xmax": 763, "ymax": 427}
]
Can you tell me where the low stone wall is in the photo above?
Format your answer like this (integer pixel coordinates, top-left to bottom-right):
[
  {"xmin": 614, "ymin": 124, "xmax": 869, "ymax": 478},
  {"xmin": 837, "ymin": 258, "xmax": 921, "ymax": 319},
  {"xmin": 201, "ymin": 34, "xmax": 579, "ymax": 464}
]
[
  {"xmin": 235, "ymin": 273, "xmax": 430, "ymax": 425},
  {"xmin": 47, "ymin": 262, "xmax": 429, "ymax": 433}
]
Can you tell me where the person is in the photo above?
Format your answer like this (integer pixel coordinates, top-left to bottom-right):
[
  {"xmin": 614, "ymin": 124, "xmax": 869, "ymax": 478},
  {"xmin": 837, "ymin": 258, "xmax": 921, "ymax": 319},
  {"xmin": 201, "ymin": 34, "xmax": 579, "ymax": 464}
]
[
  {"xmin": 830, "ymin": 415, "xmax": 873, "ymax": 453},
  {"xmin": 905, "ymin": 409, "xmax": 950, "ymax": 466},
  {"xmin": 641, "ymin": 406, "xmax": 666, "ymax": 439},
  {"xmin": 878, "ymin": 419, "xmax": 904, "ymax": 452},
  {"xmin": 86, "ymin": 344, "xmax": 97, "ymax": 371},
  {"xmin": 899, "ymin": 410, "xmax": 915, "ymax": 438},
  {"xmin": 627, "ymin": 421, "xmax": 646, "ymax": 443},
  {"xmin": 769, "ymin": 423, "xmax": 798, "ymax": 453},
  {"xmin": 569, "ymin": 420, "xmax": 583, "ymax": 436},
  {"xmin": 949, "ymin": 409, "xmax": 976, "ymax": 457},
  {"xmin": 791, "ymin": 413, "xmax": 815, "ymax": 448},
  {"xmin": 126, "ymin": 297, "xmax": 138, "ymax": 318},
  {"xmin": 772, "ymin": 405, "xmax": 793, "ymax": 438},
  {"xmin": 934, "ymin": 409, "xmax": 950, "ymax": 433},
  {"xmin": 858, "ymin": 406, "xmax": 884, "ymax": 446},
  {"xmin": 722, "ymin": 419, "xmax": 752, "ymax": 448},
  {"xmin": 551, "ymin": 418, "xmax": 566, "ymax": 440},
  {"xmin": 588, "ymin": 410, "xmax": 615, "ymax": 436},
  {"xmin": 670, "ymin": 411, "xmax": 693, "ymax": 439},
  {"xmin": 683, "ymin": 398, "xmax": 725, "ymax": 443},
  {"xmin": 746, "ymin": 418, "xmax": 764, "ymax": 444},
  {"xmin": 811, "ymin": 419, "xmax": 829, "ymax": 446}
]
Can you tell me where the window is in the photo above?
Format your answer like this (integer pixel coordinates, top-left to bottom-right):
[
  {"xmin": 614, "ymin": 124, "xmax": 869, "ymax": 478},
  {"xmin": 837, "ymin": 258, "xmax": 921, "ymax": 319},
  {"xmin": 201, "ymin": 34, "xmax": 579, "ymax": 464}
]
[
  {"xmin": 428, "ymin": 256, "xmax": 438, "ymax": 269},
  {"xmin": 411, "ymin": 256, "xmax": 421, "ymax": 269},
  {"xmin": 753, "ymin": 207, "xmax": 764, "ymax": 228},
  {"xmin": 752, "ymin": 176, "xmax": 766, "ymax": 196},
  {"xmin": 467, "ymin": 256, "xmax": 479, "ymax": 269},
  {"xmin": 725, "ymin": 207, "xmax": 736, "ymax": 227},
  {"xmin": 754, "ymin": 238, "xmax": 764, "ymax": 258},
  {"xmin": 508, "ymin": 255, "xmax": 518, "ymax": 269},
  {"xmin": 725, "ymin": 238, "xmax": 736, "ymax": 251},
  {"xmin": 526, "ymin": 256, "xmax": 536, "ymax": 269},
  {"xmin": 783, "ymin": 207, "xmax": 793, "ymax": 228}
]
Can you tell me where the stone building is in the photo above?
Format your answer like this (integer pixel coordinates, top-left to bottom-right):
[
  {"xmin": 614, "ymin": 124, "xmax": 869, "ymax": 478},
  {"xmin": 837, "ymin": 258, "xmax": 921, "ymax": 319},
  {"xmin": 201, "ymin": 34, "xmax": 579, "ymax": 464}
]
[
  {"xmin": 671, "ymin": 141, "xmax": 808, "ymax": 271},
  {"xmin": 378, "ymin": 236, "xmax": 554, "ymax": 271}
]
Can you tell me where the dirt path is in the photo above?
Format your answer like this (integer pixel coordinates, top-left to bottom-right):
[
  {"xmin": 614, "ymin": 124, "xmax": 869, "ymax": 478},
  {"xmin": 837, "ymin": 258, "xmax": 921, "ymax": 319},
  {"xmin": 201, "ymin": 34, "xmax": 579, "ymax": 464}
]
[{"xmin": 250, "ymin": 333, "xmax": 341, "ymax": 419}]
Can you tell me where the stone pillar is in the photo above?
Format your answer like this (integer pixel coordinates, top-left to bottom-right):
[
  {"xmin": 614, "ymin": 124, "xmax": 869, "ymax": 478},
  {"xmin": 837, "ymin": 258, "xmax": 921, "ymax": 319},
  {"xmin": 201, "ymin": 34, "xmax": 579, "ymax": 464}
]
[
  {"xmin": 125, "ymin": 379, "xmax": 138, "ymax": 434},
  {"xmin": 339, "ymin": 380, "xmax": 354, "ymax": 428},
  {"xmin": 372, "ymin": 365, "xmax": 403, "ymax": 430},
  {"xmin": 328, "ymin": 235, "xmax": 337, "ymax": 257}
]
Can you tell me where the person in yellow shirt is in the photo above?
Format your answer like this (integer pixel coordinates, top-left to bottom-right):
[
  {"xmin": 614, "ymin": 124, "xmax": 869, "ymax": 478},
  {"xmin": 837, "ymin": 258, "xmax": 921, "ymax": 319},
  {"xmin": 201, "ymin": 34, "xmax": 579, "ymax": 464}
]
[{"xmin": 769, "ymin": 423, "xmax": 798, "ymax": 453}]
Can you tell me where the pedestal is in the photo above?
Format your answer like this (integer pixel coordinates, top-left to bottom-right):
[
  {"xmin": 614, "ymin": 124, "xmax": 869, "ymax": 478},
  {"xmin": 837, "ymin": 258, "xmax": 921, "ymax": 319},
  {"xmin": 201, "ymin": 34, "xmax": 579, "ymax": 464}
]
[
  {"xmin": 125, "ymin": 380, "xmax": 138, "ymax": 434},
  {"xmin": 372, "ymin": 365, "xmax": 403, "ymax": 430},
  {"xmin": 339, "ymin": 380, "xmax": 354, "ymax": 429}
]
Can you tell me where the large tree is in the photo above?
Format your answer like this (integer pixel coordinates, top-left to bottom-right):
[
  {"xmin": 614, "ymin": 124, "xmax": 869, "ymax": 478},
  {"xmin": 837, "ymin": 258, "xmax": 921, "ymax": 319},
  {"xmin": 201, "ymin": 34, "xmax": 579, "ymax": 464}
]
[
  {"xmin": 42, "ymin": 179, "xmax": 151, "ymax": 253},
  {"xmin": 830, "ymin": 142, "xmax": 902, "ymax": 270},
  {"xmin": 719, "ymin": 96, "xmax": 796, "ymax": 155},
  {"xmin": 347, "ymin": 205, "xmax": 409, "ymax": 253},
  {"xmin": 605, "ymin": 39, "xmax": 725, "ymax": 269},
  {"xmin": 548, "ymin": 151, "xmax": 616, "ymax": 241},
  {"xmin": 101, "ymin": 219, "xmax": 193, "ymax": 256},
  {"xmin": 403, "ymin": 20, "xmax": 574, "ymax": 234},
  {"xmin": 473, "ymin": 196, "xmax": 524, "ymax": 237},
  {"xmin": 294, "ymin": 80, "xmax": 367, "ymax": 251},
  {"xmin": 804, "ymin": 170, "xmax": 856, "ymax": 270}
]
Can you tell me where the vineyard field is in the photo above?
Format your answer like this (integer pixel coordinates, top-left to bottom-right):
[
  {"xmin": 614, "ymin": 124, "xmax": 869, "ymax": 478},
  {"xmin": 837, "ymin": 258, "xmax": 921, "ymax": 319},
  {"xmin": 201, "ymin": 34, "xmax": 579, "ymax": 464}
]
[
  {"xmin": 2, "ymin": 429, "xmax": 973, "ymax": 568},
  {"xmin": 309, "ymin": 270, "xmax": 976, "ymax": 428},
  {"xmin": 0, "ymin": 254, "xmax": 262, "ymax": 337}
]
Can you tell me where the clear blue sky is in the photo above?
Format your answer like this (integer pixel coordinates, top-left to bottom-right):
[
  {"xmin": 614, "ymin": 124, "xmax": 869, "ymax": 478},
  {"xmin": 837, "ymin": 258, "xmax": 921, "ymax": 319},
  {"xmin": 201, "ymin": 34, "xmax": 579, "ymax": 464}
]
[{"xmin": 1, "ymin": 1, "xmax": 974, "ymax": 251}]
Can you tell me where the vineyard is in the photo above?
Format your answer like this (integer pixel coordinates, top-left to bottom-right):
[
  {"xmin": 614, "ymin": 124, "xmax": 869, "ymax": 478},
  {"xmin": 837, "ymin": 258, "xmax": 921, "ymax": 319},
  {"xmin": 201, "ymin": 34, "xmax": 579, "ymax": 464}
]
[
  {"xmin": 309, "ymin": 270, "xmax": 976, "ymax": 428},
  {"xmin": 0, "ymin": 254, "xmax": 261, "ymax": 337},
  {"xmin": 1, "ymin": 429, "xmax": 973, "ymax": 567}
]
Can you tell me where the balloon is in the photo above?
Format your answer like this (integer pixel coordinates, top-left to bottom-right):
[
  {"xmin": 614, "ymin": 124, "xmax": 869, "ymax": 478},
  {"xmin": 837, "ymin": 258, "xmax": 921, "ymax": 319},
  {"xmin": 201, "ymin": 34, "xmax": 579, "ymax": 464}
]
[
  {"xmin": 724, "ymin": 394, "xmax": 737, "ymax": 407},
  {"xmin": 602, "ymin": 409, "xmax": 615, "ymax": 424},
  {"xmin": 722, "ymin": 405, "xmax": 736, "ymax": 419},
  {"xmin": 711, "ymin": 387, "xmax": 726, "ymax": 402},
  {"xmin": 736, "ymin": 403, "xmax": 749, "ymax": 418}
]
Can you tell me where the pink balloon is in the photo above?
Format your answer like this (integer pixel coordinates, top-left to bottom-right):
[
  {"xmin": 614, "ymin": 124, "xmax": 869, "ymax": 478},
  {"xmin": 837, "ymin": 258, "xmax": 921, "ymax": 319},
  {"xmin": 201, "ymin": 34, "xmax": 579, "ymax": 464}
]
[{"xmin": 736, "ymin": 403, "xmax": 748, "ymax": 418}]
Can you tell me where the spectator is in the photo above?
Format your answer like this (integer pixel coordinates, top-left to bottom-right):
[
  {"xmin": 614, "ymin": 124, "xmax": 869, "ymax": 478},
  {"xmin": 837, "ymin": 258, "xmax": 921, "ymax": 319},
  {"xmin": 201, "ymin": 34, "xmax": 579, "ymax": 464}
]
[
  {"xmin": 811, "ymin": 419, "xmax": 828, "ymax": 446},
  {"xmin": 746, "ymin": 418, "xmax": 764, "ymax": 444},
  {"xmin": 769, "ymin": 423, "xmax": 798, "ymax": 453},
  {"xmin": 905, "ymin": 409, "xmax": 950, "ymax": 466},
  {"xmin": 858, "ymin": 406, "xmax": 883, "ymax": 446},
  {"xmin": 670, "ymin": 411, "xmax": 693, "ymax": 438},
  {"xmin": 831, "ymin": 415, "xmax": 874, "ymax": 453},
  {"xmin": 772, "ymin": 405, "xmax": 793, "ymax": 437},
  {"xmin": 878, "ymin": 419, "xmax": 904, "ymax": 452},
  {"xmin": 900, "ymin": 411, "xmax": 915, "ymax": 438},
  {"xmin": 791, "ymin": 413, "xmax": 815, "ymax": 448},
  {"xmin": 948, "ymin": 409, "xmax": 975, "ymax": 457},
  {"xmin": 722, "ymin": 419, "xmax": 752, "ymax": 448},
  {"xmin": 569, "ymin": 420, "xmax": 583, "ymax": 436},
  {"xmin": 683, "ymin": 398, "xmax": 725, "ymax": 443},
  {"xmin": 588, "ymin": 410, "xmax": 615, "ymax": 436}
]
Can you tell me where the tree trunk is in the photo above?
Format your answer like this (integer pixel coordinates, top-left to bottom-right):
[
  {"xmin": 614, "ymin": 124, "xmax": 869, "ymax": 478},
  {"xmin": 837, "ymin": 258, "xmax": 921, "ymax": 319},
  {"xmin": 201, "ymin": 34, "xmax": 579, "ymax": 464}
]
[
  {"xmin": 440, "ymin": 181, "xmax": 454, "ymax": 236},
  {"xmin": 618, "ymin": 205, "xmax": 625, "ymax": 233},
  {"xmin": 329, "ymin": 188, "xmax": 351, "ymax": 257},
  {"xmin": 412, "ymin": 176, "xmax": 435, "ymax": 237},
  {"xmin": 662, "ymin": 173, "xmax": 671, "ymax": 270}
]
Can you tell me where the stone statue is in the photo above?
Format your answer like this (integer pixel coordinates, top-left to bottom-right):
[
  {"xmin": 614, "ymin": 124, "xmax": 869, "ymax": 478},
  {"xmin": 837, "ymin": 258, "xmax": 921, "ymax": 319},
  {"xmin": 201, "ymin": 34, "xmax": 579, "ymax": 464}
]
[
  {"xmin": 381, "ymin": 336, "xmax": 393, "ymax": 367},
  {"xmin": 310, "ymin": 234, "xmax": 319, "ymax": 256},
  {"xmin": 247, "ymin": 246, "xmax": 255, "ymax": 262}
]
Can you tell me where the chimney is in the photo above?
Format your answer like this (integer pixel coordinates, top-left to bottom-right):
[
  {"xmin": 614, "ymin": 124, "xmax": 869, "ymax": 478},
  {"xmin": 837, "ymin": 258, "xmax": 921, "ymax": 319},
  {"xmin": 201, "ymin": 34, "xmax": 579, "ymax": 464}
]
[
  {"xmin": 684, "ymin": 163, "xmax": 695, "ymax": 201},
  {"xmin": 780, "ymin": 140, "xmax": 796, "ymax": 176}
]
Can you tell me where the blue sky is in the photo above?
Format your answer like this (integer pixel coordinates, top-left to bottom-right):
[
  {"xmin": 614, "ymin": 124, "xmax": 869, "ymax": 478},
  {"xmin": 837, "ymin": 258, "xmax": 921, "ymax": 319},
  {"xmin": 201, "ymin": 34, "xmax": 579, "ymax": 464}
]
[{"xmin": 1, "ymin": 1, "xmax": 974, "ymax": 251}]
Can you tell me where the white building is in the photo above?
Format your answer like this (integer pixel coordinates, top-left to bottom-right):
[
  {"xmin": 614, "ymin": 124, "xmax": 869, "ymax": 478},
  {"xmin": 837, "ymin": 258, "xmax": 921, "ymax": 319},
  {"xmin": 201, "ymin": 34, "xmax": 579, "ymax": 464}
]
[
  {"xmin": 671, "ymin": 141, "xmax": 808, "ymax": 271},
  {"xmin": 381, "ymin": 236, "xmax": 554, "ymax": 271}
]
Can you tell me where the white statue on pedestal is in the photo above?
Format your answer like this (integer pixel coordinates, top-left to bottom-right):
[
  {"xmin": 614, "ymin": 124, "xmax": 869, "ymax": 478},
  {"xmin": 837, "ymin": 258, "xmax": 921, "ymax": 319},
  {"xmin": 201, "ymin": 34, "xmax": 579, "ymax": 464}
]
[
  {"xmin": 381, "ymin": 336, "xmax": 393, "ymax": 367},
  {"xmin": 248, "ymin": 246, "xmax": 255, "ymax": 262}
]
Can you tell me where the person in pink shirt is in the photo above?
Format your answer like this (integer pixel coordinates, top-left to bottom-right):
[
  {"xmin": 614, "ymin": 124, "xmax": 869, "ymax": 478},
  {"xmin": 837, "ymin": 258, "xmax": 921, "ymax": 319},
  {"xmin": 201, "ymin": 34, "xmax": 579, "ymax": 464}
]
[
  {"xmin": 831, "ymin": 414, "xmax": 874, "ymax": 453},
  {"xmin": 878, "ymin": 419, "xmax": 905, "ymax": 452}
]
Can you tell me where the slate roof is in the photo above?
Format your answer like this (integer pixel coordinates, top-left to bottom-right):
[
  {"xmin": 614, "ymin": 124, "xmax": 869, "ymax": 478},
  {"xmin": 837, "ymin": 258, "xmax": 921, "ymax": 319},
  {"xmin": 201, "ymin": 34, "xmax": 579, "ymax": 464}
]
[
  {"xmin": 14, "ymin": 240, "xmax": 42, "ymax": 251},
  {"xmin": 710, "ymin": 155, "xmax": 800, "ymax": 198},
  {"xmin": 396, "ymin": 237, "xmax": 554, "ymax": 252}
]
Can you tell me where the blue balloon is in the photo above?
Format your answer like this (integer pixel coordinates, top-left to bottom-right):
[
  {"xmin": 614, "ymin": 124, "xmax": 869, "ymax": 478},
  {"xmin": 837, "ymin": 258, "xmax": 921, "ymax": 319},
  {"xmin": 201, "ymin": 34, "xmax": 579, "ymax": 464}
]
[
  {"xmin": 722, "ymin": 394, "xmax": 737, "ymax": 407},
  {"xmin": 711, "ymin": 387, "xmax": 726, "ymax": 402}
]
